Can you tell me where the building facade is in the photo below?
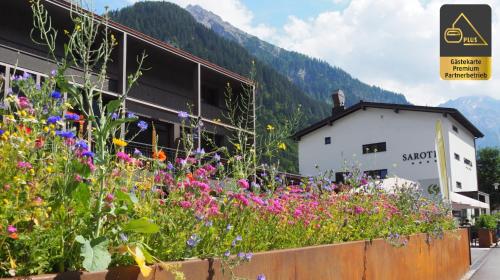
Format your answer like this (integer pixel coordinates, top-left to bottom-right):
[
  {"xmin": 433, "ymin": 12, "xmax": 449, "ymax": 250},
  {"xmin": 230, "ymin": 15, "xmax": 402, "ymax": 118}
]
[
  {"xmin": 294, "ymin": 90, "xmax": 488, "ymax": 220},
  {"xmin": 0, "ymin": 0, "xmax": 254, "ymax": 158}
]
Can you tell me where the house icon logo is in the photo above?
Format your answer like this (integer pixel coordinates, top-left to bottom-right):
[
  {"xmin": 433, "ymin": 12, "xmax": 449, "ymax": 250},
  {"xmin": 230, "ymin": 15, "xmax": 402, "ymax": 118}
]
[{"xmin": 444, "ymin": 13, "xmax": 488, "ymax": 46}]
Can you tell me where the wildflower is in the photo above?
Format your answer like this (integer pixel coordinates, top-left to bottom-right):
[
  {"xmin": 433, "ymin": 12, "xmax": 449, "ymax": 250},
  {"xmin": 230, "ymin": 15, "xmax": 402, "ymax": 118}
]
[
  {"xmin": 195, "ymin": 147, "xmax": 205, "ymax": 156},
  {"xmin": 119, "ymin": 233, "xmax": 128, "ymax": 242},
  {"xmin": 17, "ymin": 161, "xmax": 32, "ymax": 169},
  {"xmin": 213, "ymin": 153, "xmax": 221, "ymax": 162},
  {"xmin": 7, "ymin": 225, "xmax": 17, "ymax": 233},
  {"xmin": 105, "ymin": 193, "xmax": 114, "ymax": 202},
  {"xmin": 0, "ymin": 129, "xmax": 4, "ymax": 136},
  {"xmin": 257, "ymin": 274, "xmax": 266, "ymax": 280},
  {"xmin": 235, "ymin": 143, "xmax": 241, "ymax": 151},
  {"xmin": 244, "ymin": 253, "xmax": 253, "ymax": 261},
  {"xmin": 18, "ymin": 97, "xmax": 30, "ymax": 109},
  {"xmin": 127, "ymin": 112, "xmax": 137, "ymax": 118},
  {"xmin": 186, "ymin": 234, "xmax": 201, "ymax": 248},
  {"xmin": 133, "ymin": 148, "xmax": 142, "ymax": 157},
  {"xmin": 35, "ymin": 137, "xmax": 44, "ymax": 149},
  {"xmin": 137, "ymin": 120, "xmax": 148, "ymax": 131},
  {"xmin": 224, "ymin": 250, "xmax": 231, "ymax": 257},
  {"xmin": 50, "ymin": 69, "xmax": 57, "ymax": 76},
  {"xmin": 179, "ymin": 201, "xmax": 192, "ymax": 208},
  {"xmin": 153, "ymin": 150, "xmax": 167, "ymax": 161},
  {"xmin": 266, "ymin": 124, "xmax": 275, "ymax": 131},
  {"xmin": 237, "ymin": 252, "xmax": 245, "ymax": 258},
  {"xmin": 33, "ymin": 197, "xmax": 43, "ymax": 206},
  {"xmin": 82, "ymin": 151, "xmax": 95, "ymax": 158},
  {"xmin": 50, "ymin": 91, "xmax": 62, "ymax": 99},
  {"xmin": 204, "ymin": 220, "xmax": 213, "ymax": 227},
  {"xmin": 113, "ymin": 138, "xmax": 127, "ymax": 147},
  {"xmin": 178, "ymin": 111, "xmax": 189, "ymax": 119},
  {"xmin": 65, "ymin": 113, "xmax": 80, "ymax": 121},
  {"xmin": 117, "ymin": 152, "xmax": 132, "ymax": 163},
  {"xmin": 111, "ymin": 112, "xmax": 119, "ymax": 120},
  {"xmin": 354, "ymin": 206, "xmax": 365, "ymax": 215},
  {"xmin": 237, "ymin": 179, "xmax": 249, "ymax": 189},
  {"xmin": 75, "ymin": 140, "xmax": 89, "ymax": 150},
  {"xmin": 167, "ymin": 162, "xmax": 174, "ymax": 170},
  {"xmin": 235, "ymin": 235, "xmax": 242, "ymax": 242},
  {"xmin": 55, "ymin": 130, "xmax": 75, "ymax": 139},
  {"xmin": 226, "ymin": 224, "xmax": 233, "ymax": 232},
  {"xmin": 278, "ymin": 142, "xmax": 287, "ymax": 150}
]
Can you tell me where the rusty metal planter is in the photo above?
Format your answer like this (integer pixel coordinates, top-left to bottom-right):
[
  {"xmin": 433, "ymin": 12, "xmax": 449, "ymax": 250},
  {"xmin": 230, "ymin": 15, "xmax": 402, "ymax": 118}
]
[
  {"xmin": 7, "ymin": 229, "xmax": 469, "ymax": 280},
  {"xmin": 478, "ymin": 228, "xmax": 493, "ymax": 248}
]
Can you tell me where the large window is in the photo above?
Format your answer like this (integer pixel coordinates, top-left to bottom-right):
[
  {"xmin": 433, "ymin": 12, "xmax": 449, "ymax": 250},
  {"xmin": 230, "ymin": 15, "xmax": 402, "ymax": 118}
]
[
  {"xmin": 362, "ymin": 142, "xmax": 386, "ymax": 154},
  {"xmin": 363, "ymin": 169, "xmax": 388, "ymax": 179},
  {"xmin": 335, "ymin": 172, "xmax": 350, "ymax": 183}
]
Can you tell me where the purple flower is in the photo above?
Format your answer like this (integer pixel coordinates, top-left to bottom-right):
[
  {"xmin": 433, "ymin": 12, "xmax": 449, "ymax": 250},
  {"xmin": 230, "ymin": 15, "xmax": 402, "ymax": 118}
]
[
  {"xmin": 111, "ymin": 113, "xmax": 119, "ymax": 120},
  {"xmin": 205, "ymin": 220, "xmax": 213, "ymax": 227},
  {"xmin": 127, "ymin": 112, "xmax": 137, "ymax": 118},
  {"xmin": 214, "ymin": 153, "xmax": 221, "ymax": 162},
  {"xmin": 167, "ymin": 162, "xmax": 174, "ymax": 170},
  {"xmin": 244, "ymin": 253, "xmax": 253, "ymax": 261},
  {"xmin": 65, "ymin": 113, "xmax": 80, "ymax": 121},
  {"xmin": 22, "ymin": 72, "xmax": 31, "ymax": 80},
  {"xmin": 0, "ymin": 129, "xmax": 4, "ymax": 136},
  {"xmin": 224, "ymin": 250, "xmax": 231, "ymax": 257},
  {"xmin": 75, "ymin": 140, "xmax": 89, "ymax": 150},
  {"xmin": 186, "ymin": 234, "xmax": 201, "ymax": 248},
  {"xmin": 257, "ymin": 274, "xmax": 266, "ymax": 280},
  {"xmin": 137, "ymin": 120, "xmax": 148, "ymax": 131},
  {"xmin": 47, "ymin": 116, "xmax": 62, "ymax": 124},
  {"xmin": 133, "ymin": 148, "xmax": 142, "ymax": 157},
  {"xmin": 50, "ymin": 69, "xmax": 57, "ymax": 76},
  {"xmin": 178, "ymin": 111, "xmax": 189, "ymax": 119},
  {"xmin": 82, "ymin": 151, "xmax": 95, "ymax": 158},
  {"xmin": 50, "ymin": 91, "xmax": 62, "ymax": 99},
  {"xmin": 195, "ymin": 147, "xmax": 205, "ymax": 156},
  {"xmin": 119, "ymin": 233, "xmax": 128, "ymax": 242},
  {"xmin": 235, "ymin": 235, "xmax": 242, "ymax": 242},
  {"xmin": 226, "ymin": 224, "xmax": 233, "ymax": 232},
  {"xmin": 237, "ymin": 252, "xmax": 245, "ymax": 259},
  {"xmin": 55, "ymin": 130, "xmax": 75, "ymax": 139}
]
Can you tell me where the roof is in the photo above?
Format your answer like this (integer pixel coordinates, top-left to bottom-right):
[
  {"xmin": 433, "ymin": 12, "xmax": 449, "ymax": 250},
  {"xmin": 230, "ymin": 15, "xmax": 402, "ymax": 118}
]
[
  {"xmin": 43, "ymin": 0, "xmax": 253, "ymax": 85},
  {"xmin": 293, "ymin": 101, "xmax": 484, "ymax": 140}
]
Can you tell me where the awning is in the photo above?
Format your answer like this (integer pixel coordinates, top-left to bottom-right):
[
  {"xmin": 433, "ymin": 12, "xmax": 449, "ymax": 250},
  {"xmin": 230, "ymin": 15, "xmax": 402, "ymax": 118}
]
[{"xmin": 450, "ymin": 192, "xmax": 489, "ymax": 210}]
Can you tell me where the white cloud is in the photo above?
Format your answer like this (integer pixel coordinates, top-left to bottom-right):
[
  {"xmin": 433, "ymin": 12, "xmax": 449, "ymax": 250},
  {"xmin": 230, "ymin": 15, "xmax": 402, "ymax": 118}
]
[
  {"xmin": 128, "ymin": 0, "xmax": 275, "ymax": 40},
  {"xmin": 271, "ymin": 0, "xmax": 500, "ymax": 105}
]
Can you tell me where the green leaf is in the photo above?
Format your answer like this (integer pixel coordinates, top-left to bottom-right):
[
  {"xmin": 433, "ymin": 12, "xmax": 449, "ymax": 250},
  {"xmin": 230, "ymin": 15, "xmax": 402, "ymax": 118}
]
[
  {"xmin": 72, "ymin": 183, "xmax": 90, "ymax": 209},
  {"xmin": 115, "ymin": 190, "xmax": 133, "ymax": 205},
  {"xmin": 77, "ymin": 236, "xmax": 112, "ymax": 272},
  {"xmin": 123, "ymin": 218, "xmax": 160, "ymax": 234},
  {"xmin": 105, "ymin": 99, "xmax": 123, "ymax": 114}
]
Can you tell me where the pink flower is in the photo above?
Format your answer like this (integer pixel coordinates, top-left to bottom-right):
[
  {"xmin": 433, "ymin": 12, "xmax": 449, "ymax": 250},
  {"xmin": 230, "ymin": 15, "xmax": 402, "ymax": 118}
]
[
  {"xmin": 7, "ymin": 225, "xmax": 17, "ymax": 233},
  {"xmin": 237, "ymin": 179, "xmax": 249, "ymax": 189},
  {"xmin": 75, "ymin": 174, "xmax": 83, "ymax": 182},
  {"xmin": 105, "ymin": 193, "xmax": 114, "ymax": 202},
  {"xmin": 293, "ymin": 208, "xmax": 303, "ymax": 218},
  {"xmin": 354, "ymin": 206, "xmax": 365, "ymax": 214},
  {"xmin": 180, "ymin": 201, "xmax": 192, "ymax": 208},
  {"xmin": 17, "ymin": 161, "xmax": 32, "ymax": 169},
  {"xmin": 17, "ymin": 96, "xmax": 31, "ymax": 109},
  {"xmin": 116, "ymin": 152, "xmax": 132, "ymax": 163}
]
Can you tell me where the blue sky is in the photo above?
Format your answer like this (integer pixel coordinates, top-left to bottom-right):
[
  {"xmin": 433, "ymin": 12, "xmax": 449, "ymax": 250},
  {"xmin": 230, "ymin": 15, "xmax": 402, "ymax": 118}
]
[{"xmin": 88, "ymin": 0, "xmax": 499, "ymax": 105}]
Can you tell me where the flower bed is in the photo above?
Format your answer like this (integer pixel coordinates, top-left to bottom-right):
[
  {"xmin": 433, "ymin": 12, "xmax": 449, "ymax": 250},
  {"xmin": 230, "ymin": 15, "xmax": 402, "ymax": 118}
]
[
  {"xmin": 2, "ymin": 229, "xmax": 469, "ymax": 280},
  {"xmin": 0, "ymin": 2, "xmax": 457, "ymax": 278}
]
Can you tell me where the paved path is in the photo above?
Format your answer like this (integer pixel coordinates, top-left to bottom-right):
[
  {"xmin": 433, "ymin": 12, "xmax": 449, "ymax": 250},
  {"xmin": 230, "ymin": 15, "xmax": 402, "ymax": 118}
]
[{"xmin": 471, "ymin": 247, "xmax": 500, "ymax": 280}]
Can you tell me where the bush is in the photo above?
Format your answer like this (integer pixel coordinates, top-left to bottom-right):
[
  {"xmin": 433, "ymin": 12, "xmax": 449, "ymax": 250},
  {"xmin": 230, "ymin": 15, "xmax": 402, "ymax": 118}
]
[{"xmin": 476, "ymin": 214, "xmax": 497, "ymax": 230}]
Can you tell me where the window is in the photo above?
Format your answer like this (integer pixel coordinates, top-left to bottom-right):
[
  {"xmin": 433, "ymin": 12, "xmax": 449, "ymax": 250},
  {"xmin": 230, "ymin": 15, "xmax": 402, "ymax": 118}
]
[
  {"xmin": 452, "ymin": 125, "xmax": 458, "ymax": 133},
  {"xmin": 335, "ymin": 172, "xmax": 349, "ymax": 183},
  {"xmin": 324, "ymin": 137, "xmax": 331, "ymax": 145},
  {"xmin": 362, "ymin": 142, "xmax": 386, "ymax": 154},
  {"xmin": 456, "ymin": 181, "xmax": 462, "ymax": 189},
  {"xmin": 363, "ymin": 169, "xmax": 388, "ymax": 179},
  {"xmin": 454, "ymin": 153, "xmax": 460, "ymax": 160},
  {"xmin": 464, "ymin": 158, "xmax": 473, "ymax": 167}
]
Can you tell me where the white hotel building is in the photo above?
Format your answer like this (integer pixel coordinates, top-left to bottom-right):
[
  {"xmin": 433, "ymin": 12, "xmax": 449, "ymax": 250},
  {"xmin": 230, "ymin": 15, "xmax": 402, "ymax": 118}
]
[{"xmin": 294, "ymin": 91, "xmax": 489, "ymax": 220}]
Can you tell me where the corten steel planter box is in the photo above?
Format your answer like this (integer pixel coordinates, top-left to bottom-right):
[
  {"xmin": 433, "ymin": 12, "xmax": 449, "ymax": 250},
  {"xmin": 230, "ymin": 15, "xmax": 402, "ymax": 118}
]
[
  {"xmin": 5, "ymin": 229, "xmax": 469, "ymax": 280},
  {"xmin": 478, "ymin": 228, "xmax": 493, "ymax": 247}
]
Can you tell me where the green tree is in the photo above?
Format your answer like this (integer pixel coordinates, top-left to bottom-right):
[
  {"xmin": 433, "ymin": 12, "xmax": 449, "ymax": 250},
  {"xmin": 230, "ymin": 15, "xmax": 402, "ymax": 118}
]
[{"xmin": 477, "ymin": 147, "xmax": 500, "ymax": 210}]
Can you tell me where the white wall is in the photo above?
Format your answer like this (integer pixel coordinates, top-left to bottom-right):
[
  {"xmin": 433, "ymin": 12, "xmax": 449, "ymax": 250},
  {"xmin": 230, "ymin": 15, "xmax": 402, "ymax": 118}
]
[{"xmin": 298, "ymin": 107, "xmax": 479, "ymax": 193}]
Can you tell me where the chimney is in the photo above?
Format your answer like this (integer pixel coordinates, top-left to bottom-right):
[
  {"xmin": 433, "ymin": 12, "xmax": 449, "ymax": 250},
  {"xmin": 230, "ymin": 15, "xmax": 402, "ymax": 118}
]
[{"xmin": 332, "ymin": 89, "xmax": 345, "ymax": 116}]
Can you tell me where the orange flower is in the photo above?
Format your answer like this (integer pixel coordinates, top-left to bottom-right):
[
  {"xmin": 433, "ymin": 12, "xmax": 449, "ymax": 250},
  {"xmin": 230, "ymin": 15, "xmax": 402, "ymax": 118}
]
[
  {"xmin": 153, "ymin": 150, "xmax": 167, "ymax": 161},
  {"xmin": 9, "ymin": 233, "xmax": 18, "ymax": 239},
  {"xmin": 186, "ymin": 173, "xmax": 194, "ymax": 182}
]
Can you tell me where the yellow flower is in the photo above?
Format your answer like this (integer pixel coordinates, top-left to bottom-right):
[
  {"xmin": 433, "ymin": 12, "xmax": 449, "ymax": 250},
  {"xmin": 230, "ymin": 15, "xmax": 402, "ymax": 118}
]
[
  {"xmin": 235, "ymin": 143, "xmax": 241, "ymax": 151},
  {"xmin": 113, "ymin": 138, "xmax": 127, "ymax": 147},
  {"xmin": 64, "ymin": 29, "xmax": 70, "ymax": 35},
  {"xmin": 266, "ymin": 124, "xmax": 275, "ymax": 131},
  {"xmin": 43, "ymin": 126, "xmax": 49, "ymax": 133},
  {"xmin": 278, "ymin": 142, "xmax": 287, "ymax": 150},
  {"xmin": 127, "ymin": 246, "xmax": 152, "ymax": 277}
]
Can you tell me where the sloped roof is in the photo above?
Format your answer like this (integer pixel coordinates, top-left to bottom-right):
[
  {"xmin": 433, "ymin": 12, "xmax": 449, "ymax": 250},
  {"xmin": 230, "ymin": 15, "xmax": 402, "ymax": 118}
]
[{"xmin": 293, "ymin": 101, "xmax": 484, "ymax": 140}]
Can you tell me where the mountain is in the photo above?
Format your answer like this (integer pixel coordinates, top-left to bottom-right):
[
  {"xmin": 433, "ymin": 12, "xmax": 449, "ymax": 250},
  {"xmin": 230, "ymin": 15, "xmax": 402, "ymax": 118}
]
[
  {"xmin": 186, "ymin": 5, "xmax": 409, "ymax": 107},
  {"xmin": 440, "ymin": 96, "xmax": 500, "ymax": 148},
  {"xmin": 109, "ymin": 1, "xmax": 331, "ymax": 172}
]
